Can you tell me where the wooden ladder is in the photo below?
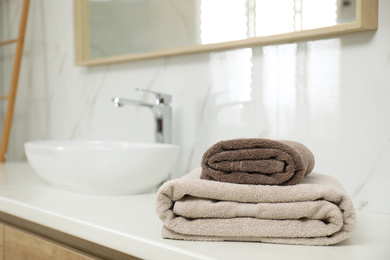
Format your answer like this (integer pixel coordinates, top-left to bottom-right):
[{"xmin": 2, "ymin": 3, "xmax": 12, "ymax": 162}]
[{"xmin": 0, "ymin": 0, "xmax": 30, "ymax": 162}]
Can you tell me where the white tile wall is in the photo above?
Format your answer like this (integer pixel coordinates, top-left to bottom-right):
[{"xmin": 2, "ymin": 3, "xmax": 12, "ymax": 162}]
[{"xmin": 1, "ymin": 0, "xmax": 390, "ymax": 214}]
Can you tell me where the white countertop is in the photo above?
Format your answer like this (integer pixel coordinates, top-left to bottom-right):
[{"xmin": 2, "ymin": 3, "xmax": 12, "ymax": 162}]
[{"xmin": 0, "ymin": 162, "xmax": 389, "ymax": 260}]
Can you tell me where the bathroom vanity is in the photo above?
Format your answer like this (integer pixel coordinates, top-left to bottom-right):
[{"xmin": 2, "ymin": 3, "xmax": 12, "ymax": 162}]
[
  {"xmin": 0, "ymin": 162, "xmax": 389, "ymax": 260},
  {"xmin": 0, "ymin": 222, "xmax": 102, "ymax": 260}
]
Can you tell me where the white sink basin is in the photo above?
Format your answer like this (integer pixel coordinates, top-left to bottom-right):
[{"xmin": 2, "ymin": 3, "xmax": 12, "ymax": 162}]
[{"xmin": 24, "ymin": 141, "xmax": 179, "ymax": 195}]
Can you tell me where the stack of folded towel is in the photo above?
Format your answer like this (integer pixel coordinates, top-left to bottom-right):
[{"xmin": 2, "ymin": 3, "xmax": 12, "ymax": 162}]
[{"xmin": 155, "ymin": 138, "xmax": 356, "ymax": 246}]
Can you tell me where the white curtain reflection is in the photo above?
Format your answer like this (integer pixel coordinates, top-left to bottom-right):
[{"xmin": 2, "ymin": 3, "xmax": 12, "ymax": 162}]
[
  {"xmin": 301, "ymin": 0, "xmax": 337, "ymax": 30},
  {"xmin": 200, "ymin": 0, "xmax": 248, "ymax": 44},
  {"xmin": 262, "ymin": 44, "xmax": 298, "ymax": 136},
  {"xmin": 209, "ymin": 48, "xmax": 253, "ymax": 105},
  {"xmin": 200, "ymin": 0, "xmax": 339, "ymax": 44},
  {"xmin": 306, "ymin": 39, "xmax": 341, "ymax": 133},
  {"xmin": 201, "ymin": 0, "xmax": 340, "ymax": 136},
  {"xmin": 255, "ymin": 0, "xmax": 295, "ymax": 36}
]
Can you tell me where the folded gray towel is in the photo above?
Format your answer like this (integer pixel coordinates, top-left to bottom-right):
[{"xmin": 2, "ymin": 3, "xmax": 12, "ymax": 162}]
[
  {"xmin": 201, "ymin": 138, "xmax": 315, "ymax": 185},
  {"xmin": 155, "ymin": 168, "xmax": 356, "ymax": 246}
]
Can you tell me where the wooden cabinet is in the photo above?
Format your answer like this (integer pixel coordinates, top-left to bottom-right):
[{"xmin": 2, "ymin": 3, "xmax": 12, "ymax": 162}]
[
  {"xmin": 0, "ymin": 215, "xmax": 139, "ymax": 260},
  {"xmin": 0, "ymin": 222, "xmax": 4, "ymax": 260},
  {"xmin": 0, "ymin": 222, "xmax": 100, "ymax": 260}
]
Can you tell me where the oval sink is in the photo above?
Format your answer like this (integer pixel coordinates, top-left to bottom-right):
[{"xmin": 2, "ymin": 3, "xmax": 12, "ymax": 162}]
[{"xmin": 24, "ymin": 141, "xmax": 179, "ymax": 195}]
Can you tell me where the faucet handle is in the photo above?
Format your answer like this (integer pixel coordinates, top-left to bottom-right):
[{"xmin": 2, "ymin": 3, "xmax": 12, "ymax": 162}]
[{"xmin": 136, "ymin": 88, "xmax": 172, "ymax": 105}]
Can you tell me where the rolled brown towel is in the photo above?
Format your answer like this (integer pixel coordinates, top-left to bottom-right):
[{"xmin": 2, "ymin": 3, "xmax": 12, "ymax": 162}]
[{"xmin": 201, "ymin": 138, "xmax": 315, "ymax": 186}]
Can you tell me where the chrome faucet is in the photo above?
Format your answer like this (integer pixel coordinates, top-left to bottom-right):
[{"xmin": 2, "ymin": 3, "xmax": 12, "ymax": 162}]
[{"xmin": 112, "ymin": 88, "xmax": 172, "ymax": 144}]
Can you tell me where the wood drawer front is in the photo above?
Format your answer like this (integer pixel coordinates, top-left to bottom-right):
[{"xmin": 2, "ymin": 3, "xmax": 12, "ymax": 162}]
[
  {"xmin": 0, "ymin": 222, "xmax": 4, "ymax": 260},
  {"xmin": 4, "ymin": 225, "xmax": 100, "ymax": 260}
]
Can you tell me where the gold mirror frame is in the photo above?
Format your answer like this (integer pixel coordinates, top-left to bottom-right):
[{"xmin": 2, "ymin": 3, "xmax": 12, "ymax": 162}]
[{"xmin": 73, "ymin": 0, "xmax": 377, "ymax": 67}]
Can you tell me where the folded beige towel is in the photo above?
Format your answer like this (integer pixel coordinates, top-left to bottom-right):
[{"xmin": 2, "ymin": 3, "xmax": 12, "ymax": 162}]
[
  {"xmin": 155, "ymin": 168, "xmax": 356, "ymax": 246},
  {"xmin": 201, "ymin": 138, "xmax": 315, "ymax": 185}
]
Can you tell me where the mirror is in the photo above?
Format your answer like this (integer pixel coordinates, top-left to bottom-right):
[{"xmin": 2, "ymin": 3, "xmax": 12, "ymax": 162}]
[{"xmin": 73, "ymin": 0, "xmax": 377, "ymax": 66}]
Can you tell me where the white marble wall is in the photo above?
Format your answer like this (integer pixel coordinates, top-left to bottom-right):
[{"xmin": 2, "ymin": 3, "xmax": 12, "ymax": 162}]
[{"xmin": 1, "ymin": 0, "xmax": 390, "ymax": 214}]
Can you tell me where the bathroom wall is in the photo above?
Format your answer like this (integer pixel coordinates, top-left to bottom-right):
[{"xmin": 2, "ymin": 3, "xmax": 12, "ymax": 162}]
[{"xmin": 1, "ymin": 0, "xmax": 389, "ymax": 214}]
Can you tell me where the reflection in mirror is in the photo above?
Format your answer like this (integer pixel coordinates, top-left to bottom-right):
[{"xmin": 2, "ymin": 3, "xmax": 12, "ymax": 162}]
[
  {"xmin": 88, "ymin": 0, "xmax": 356, "ymax": 59},
  {"xmin": 73, "ymin": 0, "xmax": 377, "ymax": 66}
]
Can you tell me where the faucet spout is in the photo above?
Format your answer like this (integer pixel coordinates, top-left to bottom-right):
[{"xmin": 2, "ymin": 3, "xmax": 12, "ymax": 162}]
[
  {"xmin": 112, "ymin": 90, "xmax": 172, "ymax": 144},
  {"xmin": 112, "ymin": 97, "xmax": 153, "ymax": 108}
]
